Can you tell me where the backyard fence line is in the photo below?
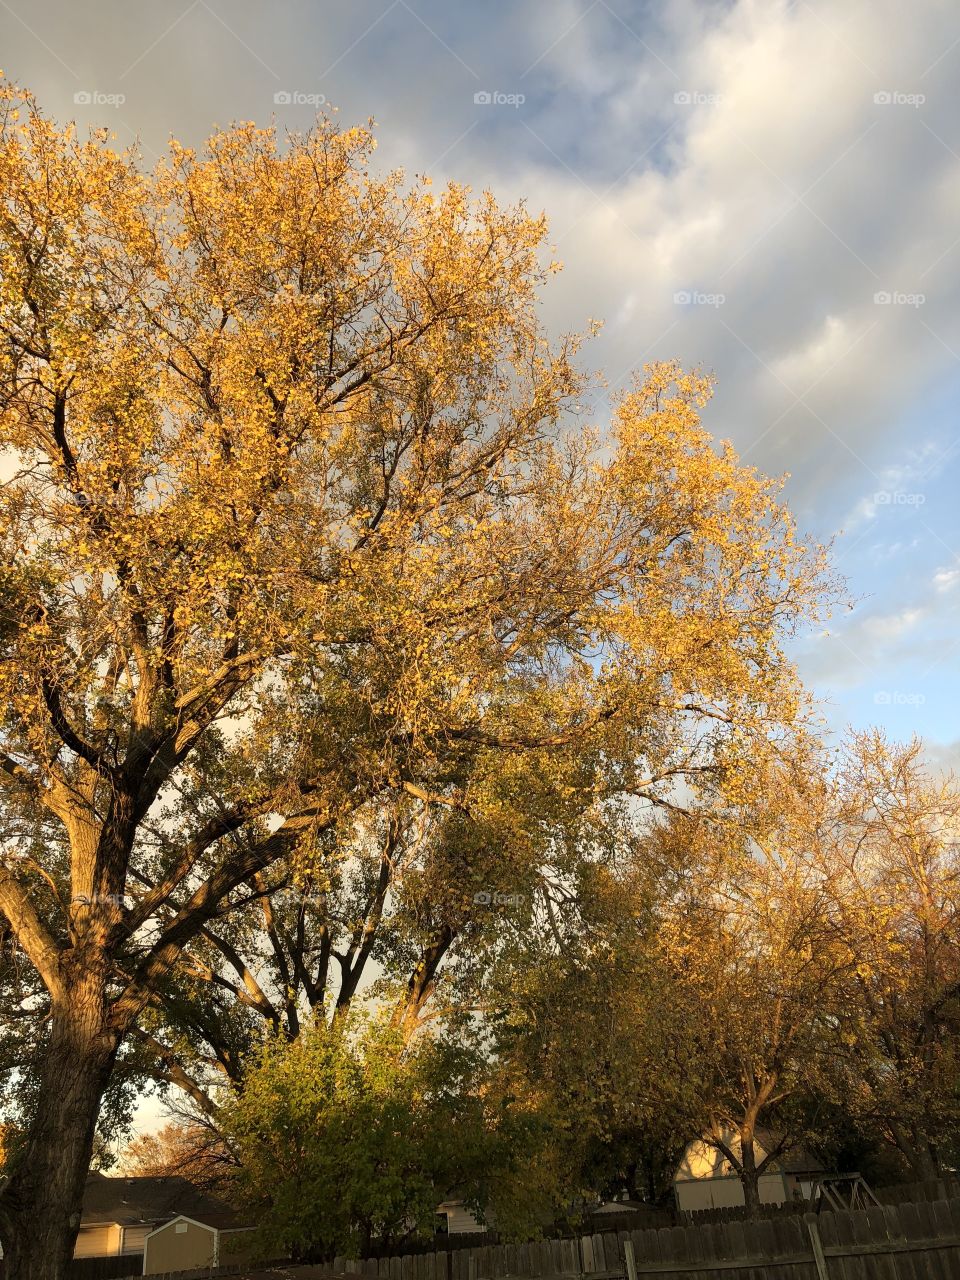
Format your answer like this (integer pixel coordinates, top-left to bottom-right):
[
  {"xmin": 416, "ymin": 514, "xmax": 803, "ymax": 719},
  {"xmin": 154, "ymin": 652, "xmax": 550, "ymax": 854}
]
[
  {"xmin": 0, "ymin": 1253, "xmax": 145, "ymax": 1280},
  {"xmin": 874, "ymin": 1176, "xmax": 960, "ymax": 1205},
  {"xmin": 323, "ymin": 1195, "xmax": 960, "ymax": 1280},
  {"xmin": 11, "ymin": 1185, "xmax": 960, "ymax": 1280}
]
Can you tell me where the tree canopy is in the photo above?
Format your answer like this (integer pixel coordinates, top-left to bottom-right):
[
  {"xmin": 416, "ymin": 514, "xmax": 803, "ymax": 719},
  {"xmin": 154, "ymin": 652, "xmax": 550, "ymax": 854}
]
[{"xmin": 0, "ymin": 81, "xmax": 834, "ymax": 1277}]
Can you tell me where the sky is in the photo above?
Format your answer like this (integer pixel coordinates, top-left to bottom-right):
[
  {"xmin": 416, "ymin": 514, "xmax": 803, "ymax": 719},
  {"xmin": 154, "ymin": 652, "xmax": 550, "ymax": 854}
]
[{"xmin": 2, "ymin": 0, "xmax": 959, "ymax": 765}]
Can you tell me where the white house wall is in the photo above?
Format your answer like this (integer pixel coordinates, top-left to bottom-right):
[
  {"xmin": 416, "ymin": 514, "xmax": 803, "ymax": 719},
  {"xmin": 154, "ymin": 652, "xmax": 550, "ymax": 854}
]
[
  {"xmin": 440, "ymin": 1202, "xmax": 487, "ymax": 1234},
  {"xmin": 675, "ymin": 1173, "xmax": 789, "ymax": 1213},
  {"xmin": 73, "ymin": 1224, "xmax": 122, "ymax": 1257}
]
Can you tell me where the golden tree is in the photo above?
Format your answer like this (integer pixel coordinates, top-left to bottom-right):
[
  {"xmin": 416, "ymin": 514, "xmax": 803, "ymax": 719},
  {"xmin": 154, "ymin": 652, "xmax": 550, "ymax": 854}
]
[
  {"xmin": 492, "ymin": 768, "xmax": 849, "ymax": 1219},
  {"xmin": 658, "ymin": 804, "xmax": 849, "ymax": 1214},
  {"xmin": 0, "ymin": 83, "xmax": 829, "ymax": 1278},
  {"xmin": 816, "ymin": 733, "xmax": 960, "ymax": 1179},
  {"xmin": 119, "ymin": 1120, "xmax": 235, "ymax": 1196}
]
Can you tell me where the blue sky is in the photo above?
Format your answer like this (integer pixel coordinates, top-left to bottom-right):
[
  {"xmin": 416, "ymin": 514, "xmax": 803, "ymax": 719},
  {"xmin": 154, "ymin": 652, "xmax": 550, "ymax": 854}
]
[{"xmin": 3, "ymin": 0, "xmax": 959, "ymax": 764}]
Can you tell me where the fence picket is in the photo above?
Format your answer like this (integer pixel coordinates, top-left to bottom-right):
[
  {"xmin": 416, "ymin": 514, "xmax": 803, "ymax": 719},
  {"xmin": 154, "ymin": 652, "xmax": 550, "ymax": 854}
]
[
  {"xmin": 833, "ymin": 1206, "xmax": 860, "ymax": 1280},
  {"xmin": 750, "ymin": 1218, "xmax": 777, "ymax": 1265},
  {"xmin": 561, "ymin": 1236, "xmax": 579, "ymax": 1274}
]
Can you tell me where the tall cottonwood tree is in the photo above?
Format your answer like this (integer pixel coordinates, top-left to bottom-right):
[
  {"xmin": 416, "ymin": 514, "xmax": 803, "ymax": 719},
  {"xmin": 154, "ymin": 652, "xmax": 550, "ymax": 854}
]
[{"xmin": 0, "ymin": 83, "xmax": 829, "ymax": 1278}]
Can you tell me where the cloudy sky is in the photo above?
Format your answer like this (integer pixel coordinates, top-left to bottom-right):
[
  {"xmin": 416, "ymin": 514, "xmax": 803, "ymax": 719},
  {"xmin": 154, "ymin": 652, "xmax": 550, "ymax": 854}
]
[{"xmin": 3, "ymin": 0, "xmax": 959, "ymax": 761}]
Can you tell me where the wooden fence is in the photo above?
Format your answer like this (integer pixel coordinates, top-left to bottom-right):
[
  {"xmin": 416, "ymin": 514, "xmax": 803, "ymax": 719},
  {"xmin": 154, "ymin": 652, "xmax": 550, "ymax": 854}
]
[
  {"xmin": 364, "ymin": 1233, "xmax": 500, "ymax": 1258},
  {"xmin": 0, "ymin": 1253, "xmax": 144, "ymax": 1280},
  {"xmin": 322, "ymin": 1195, "xmax": 960, "ymax": 1280},
  {"xmin": 16, "ymin": 1193, "xmax": 960, "ymax": 1280},
  {"xmin": 679, "ymin": 1198, "xmax": 810, "ymax": 1226},
  {"xmin": 875, "ymin": 1177, "xmax": 960, "ymax": 1205},
  {"xmin": 581, "ymin": 1212, "xmax": 674, "ymax": 1235}
]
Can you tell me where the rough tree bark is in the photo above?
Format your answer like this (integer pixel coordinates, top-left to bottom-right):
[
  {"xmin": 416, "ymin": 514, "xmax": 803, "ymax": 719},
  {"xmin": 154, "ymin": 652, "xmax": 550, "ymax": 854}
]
[{"xmin": 0, "ymin": 970, "xmax": 118, "ymax": 1280}]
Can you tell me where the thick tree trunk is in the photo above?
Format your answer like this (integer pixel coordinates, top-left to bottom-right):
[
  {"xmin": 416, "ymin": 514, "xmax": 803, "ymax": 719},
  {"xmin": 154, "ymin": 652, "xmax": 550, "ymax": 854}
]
[
  {"xmin": 740, "ymin": 1130, "xmax": 761, "ymax": 1218},
  {"xmin": 0, "ymin": 971, "xmax": 119, "ymax": 1280},
  {"xmin": 889, "ymin": 1119, "xmax": 941, "ymax": 1181},
  {"xmin": 624, "ymin": 1158, "xmax": 641, "ymax": 1203},
  {"xmin": 904, "ymin": 1134, "xmax": 940, "ymax": 1181}
]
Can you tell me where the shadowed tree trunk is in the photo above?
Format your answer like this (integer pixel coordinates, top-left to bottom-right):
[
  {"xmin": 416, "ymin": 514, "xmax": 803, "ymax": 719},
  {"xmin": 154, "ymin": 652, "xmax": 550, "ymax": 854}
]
[
  {"xmin": 0, "ymin": 970, "xmax": 119, "ymax": 1280},
  {"xmin": 890, "ymin": 1121, "xmax": 941, "ymax": 1181},
  {"xmin": 739, "ymin": 1126, "xmax": 761, "ymax": 1217}
]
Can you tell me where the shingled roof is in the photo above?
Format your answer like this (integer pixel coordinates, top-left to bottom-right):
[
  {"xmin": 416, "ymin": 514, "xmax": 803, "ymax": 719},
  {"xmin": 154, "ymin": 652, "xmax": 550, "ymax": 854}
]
[
  {"xmin": 753, "ymin": 1129, "xmax": 825, "ymax": 1175},
  {"xmin": 81, "ymin": 1173, "xmax": 239, "ymax": 1228}
]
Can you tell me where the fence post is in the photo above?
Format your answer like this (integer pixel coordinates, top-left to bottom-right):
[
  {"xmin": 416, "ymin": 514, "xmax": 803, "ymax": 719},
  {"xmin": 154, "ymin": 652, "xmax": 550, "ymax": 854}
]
[
  {"xmin": 622, "ymin": 1240, "xmax": 637, "ymax": 1280},
  {"xmin": 805, "ymin": 1216, "xmax": 829, "ymax": 1280}
]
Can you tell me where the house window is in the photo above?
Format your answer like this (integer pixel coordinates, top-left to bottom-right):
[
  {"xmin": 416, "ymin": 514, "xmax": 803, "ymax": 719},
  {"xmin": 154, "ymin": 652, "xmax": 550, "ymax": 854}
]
[{"xmin": 175, "ymin": 1223, "xmax": 188, "ymax": 1234}]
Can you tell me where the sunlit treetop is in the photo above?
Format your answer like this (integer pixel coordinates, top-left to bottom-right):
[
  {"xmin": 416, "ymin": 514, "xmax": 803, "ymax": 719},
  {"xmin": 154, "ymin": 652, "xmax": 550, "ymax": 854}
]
[{"xmin": 0, "ymin": 79, "xmax": 834, "ymax": 1029}]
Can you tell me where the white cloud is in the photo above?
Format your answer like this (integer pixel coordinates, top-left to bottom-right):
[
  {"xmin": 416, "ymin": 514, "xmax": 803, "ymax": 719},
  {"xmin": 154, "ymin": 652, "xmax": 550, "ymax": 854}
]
[
  {"xmin": 861, "ymin": 607, "xmax": 925, "ymax": 640},
  {"xmin": 933, "ymin": 566, "xmax": 960, "ymax": 592}
]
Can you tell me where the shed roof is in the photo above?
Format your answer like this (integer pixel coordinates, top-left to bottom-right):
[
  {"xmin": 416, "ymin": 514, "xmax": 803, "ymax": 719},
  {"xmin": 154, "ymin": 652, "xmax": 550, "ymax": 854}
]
[{"xmin": 146, "ymin": 1211, "xmax": 253, "ymax": 1237}]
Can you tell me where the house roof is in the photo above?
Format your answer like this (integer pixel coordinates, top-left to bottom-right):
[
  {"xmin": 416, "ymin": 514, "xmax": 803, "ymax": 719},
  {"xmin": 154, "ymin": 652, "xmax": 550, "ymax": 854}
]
[
  {"xmin": 183, "ymin": 1210, "xmax": 251, "ymax": 1231},
  {"xmin": 80, "ymin": 1173, "xmax": 237, "ymax": 1228},
  {"xmin": 753, "ymin": 1129, "xmax": 825, "ymax": 1174}
]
